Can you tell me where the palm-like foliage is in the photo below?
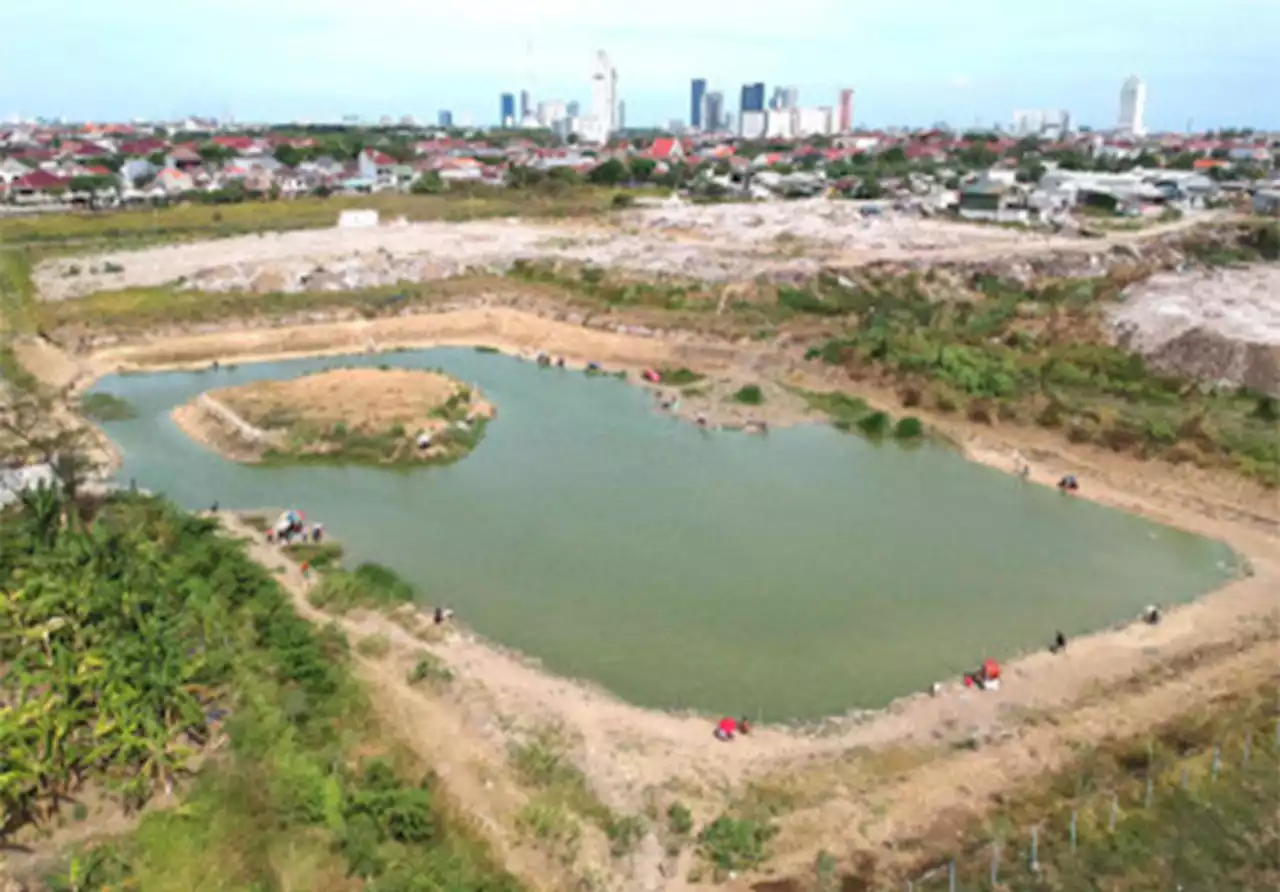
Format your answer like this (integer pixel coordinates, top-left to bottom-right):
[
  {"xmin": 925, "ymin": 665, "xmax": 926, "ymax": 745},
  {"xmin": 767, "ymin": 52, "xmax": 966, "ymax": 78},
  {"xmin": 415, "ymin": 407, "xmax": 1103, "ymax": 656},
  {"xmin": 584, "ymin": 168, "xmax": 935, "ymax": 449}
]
[{"xmin": 0, "ymin": 491, "xmax": 259, "ymax": 838}]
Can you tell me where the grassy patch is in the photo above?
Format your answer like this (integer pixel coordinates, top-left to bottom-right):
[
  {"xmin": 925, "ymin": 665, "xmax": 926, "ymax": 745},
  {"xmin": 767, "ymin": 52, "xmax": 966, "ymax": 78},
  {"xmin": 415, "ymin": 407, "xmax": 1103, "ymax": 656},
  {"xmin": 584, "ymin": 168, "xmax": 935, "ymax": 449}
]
[
  {"xmin": 731, "ymin": 384, "xmax": 765, "ymax": 406},
  {"xmin": 0, "ymin": 188, "xmax": 636, "ymax": 249},
  {"xmin": 78, "ymin": 391, "xmax": 138, "ymax": 421},
  {"xmin": 0, "ymin": 249, "xmax": 37, "ymax": 334},
  {"xmin": 656, "ymin": 367, "xmax": 705, "ymax": 386},
  {"xmin": 697, "ymin": 815, "xmax": 779, "ymax": 878},
  {"xmin": 406, "ymin": 650, "xmax": 454, "ymax": 687},
  {"xmin": 281, "ymin": 541, "xmax": 344, "ymax": 571},
  {"xmin": 307, "ymin": 562, "xmax": 417, "ymax": 613},
  {"xmin": 355, "ymin": 633, "xmax": 392, "ymax": 659},
  {"xmin": 0, "ymin": 343, "xmax": 39, "ymax": 391},
  {"xmin": 799, "ymin": 238, "xmax": 1280, "ymax": 486},
  {"xmin": 844, "ymin": 679, "xmax": 1280, "ymax": 891},
  {"xmin": 509, "ymin": 723, "xmax": 645, "ymax": 857}
]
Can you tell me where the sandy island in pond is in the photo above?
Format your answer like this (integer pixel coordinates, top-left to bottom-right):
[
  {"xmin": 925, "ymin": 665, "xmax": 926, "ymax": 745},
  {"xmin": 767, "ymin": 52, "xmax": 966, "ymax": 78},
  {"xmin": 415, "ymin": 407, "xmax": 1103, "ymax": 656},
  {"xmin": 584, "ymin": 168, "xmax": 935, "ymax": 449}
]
[{"xmin": 171, "ymin": 367, "xmax": 494, "ymax": 465}]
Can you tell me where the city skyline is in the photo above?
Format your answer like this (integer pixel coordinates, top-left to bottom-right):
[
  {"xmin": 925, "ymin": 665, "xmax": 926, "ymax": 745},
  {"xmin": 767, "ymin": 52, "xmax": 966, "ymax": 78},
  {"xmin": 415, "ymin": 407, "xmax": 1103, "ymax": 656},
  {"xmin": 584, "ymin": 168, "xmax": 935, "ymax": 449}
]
[{"xmin": 3, "ymin": 0, "xmax": 1277, "ymax": 130}]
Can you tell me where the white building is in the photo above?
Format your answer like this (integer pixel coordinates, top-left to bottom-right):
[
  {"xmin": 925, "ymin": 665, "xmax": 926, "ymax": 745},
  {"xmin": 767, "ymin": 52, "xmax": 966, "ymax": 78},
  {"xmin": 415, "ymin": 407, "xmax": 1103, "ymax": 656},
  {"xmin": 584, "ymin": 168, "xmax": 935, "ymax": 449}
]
[
  {"xmin": 739, "ymin": 110, "xmax": 767, "ymax": 140},
  {"xmin": 1118, "ymin": 76, "xmax": 1147, "ymax": 136},
  {"xmin": 536, "ymin": 100, "xmax": 567, "ymax": 129},
  {"xmin": 765, "ymin": 109, "xmax": 793, "ymax": 139},
  {"xmin": 793, "ymin": 107, "xmax": 833, "ymax": 138},
  {"xmin": 578, "ymin": 50, "xmax": 618, "ymax": 145}
]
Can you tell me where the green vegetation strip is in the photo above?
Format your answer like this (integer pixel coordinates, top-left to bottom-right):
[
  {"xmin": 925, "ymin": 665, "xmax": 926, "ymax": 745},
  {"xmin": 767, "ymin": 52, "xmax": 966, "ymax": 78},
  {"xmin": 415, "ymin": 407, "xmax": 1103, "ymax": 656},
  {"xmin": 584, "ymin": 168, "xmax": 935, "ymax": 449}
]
[
  {"xmin": 0, "ymin": 490, "xmax": 519, "ymax": 891},
  {"xmin": 0, "ymin": 188, "xmax": 638, "ymax": 249},
  {"xmin": 790, "ymin": 230, "xmax": 1280, "ymax": 485}
]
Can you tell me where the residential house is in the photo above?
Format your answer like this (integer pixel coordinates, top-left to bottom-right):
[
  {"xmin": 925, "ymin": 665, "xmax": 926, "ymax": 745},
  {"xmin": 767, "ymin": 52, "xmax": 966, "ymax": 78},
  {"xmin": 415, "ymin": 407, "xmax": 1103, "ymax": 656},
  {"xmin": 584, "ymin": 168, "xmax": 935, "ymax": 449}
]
[
  {"xmin": 120, "ymin": 158, "xmax": 158, "ymax": 188},
  {"xmin": 436, "ymin": 157, "xmax": 484, "ymax": 183},
  {"xmin": 0, "ymin": 157, "xmax": 31, "ymax": 190},
  {"xmin": 166, "ymin": 146, "xmax": 203, "ymax": 170},
  {"xmin": 647, "ymin": 137, "xmax": 685, "ymax": 162},
  {"xmin": 1252, "ymin": 188, "xmax": 1280, "ymax": 216},
  {"xmin": 153, "ymin": 167, "xmax": 195, "ymax": 195},
  {"xmin": 357, "ymin": 149, "xmax": 400, "ymax": 189},
  {"xmin": 8, "ymin": 169, "xmax": 69, "ymax": 204}
]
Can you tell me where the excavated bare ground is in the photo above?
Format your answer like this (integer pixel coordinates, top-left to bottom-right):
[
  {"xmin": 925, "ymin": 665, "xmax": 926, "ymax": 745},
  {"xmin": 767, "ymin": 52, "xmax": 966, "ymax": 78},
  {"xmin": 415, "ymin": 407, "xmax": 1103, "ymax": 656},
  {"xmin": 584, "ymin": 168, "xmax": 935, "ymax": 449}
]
[
  {"xmin": 1112, "ymin": 264, "xmax": 1280, "ymax": 395},
  {"xmin": 34, "ymin": 202, "xmax": 1225, "ymax": 302}
]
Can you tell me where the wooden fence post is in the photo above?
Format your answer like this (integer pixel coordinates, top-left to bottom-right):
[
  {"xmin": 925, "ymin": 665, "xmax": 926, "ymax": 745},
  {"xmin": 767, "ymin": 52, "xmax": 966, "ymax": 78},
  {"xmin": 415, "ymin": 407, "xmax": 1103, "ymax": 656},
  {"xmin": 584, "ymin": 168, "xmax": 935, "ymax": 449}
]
[
  {"xmin": 948, "ymin": 859, "xmax": 956, "ymax": 892},
  {"xmin": 1243, "ymin": 731, "xmax": 1252, "ymax": 768},
  {"xmin": 1070, "ymin": 810, "xmax": 1078, "ymax": 853},
  {"xmin": 1030, "ymin": 825, "xmax": 1040, "ymax": 872},
  {"xmin": 1211, "ymin": 745, "xmax": 1221, "ymax": 780},
  {"xmin": 991, "ymin": 841, "xmax": 1000, "ymax": 885},
  {"xmin": 1108, "ymin": 793, "xmax": 1119, "ymax": 831}
]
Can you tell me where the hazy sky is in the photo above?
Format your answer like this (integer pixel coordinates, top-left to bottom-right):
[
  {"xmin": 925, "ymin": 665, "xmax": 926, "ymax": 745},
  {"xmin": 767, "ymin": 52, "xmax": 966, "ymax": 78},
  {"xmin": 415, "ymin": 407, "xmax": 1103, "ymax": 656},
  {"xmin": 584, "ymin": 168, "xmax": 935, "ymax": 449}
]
[{"xmin": 4, "ymin": 0, "xmax": 1276, "ymax": 130}]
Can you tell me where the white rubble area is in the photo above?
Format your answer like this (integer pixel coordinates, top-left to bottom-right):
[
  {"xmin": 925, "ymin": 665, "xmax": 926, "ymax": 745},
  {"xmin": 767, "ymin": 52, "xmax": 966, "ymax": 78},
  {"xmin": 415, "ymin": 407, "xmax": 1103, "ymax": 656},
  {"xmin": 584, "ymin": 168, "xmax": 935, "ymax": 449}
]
[
  {"xmin": 1111, "ymin": 265, "xmax": 1280, "ymax": 396},
  {"xmin": 34, "ymin": 199, "xmax": 1079, "ymax": 301}
]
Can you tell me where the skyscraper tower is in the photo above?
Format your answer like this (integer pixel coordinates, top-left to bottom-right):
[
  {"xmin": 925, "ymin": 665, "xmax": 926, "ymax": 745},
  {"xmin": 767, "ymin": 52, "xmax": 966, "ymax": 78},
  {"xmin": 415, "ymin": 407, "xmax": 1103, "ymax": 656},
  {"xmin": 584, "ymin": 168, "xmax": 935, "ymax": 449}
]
[
  {"xmin": 837, "ymin": 88, "xmax": 855, "ymax": 134},
  {"xmin": 705, "ymin": 91, "xmax": 724, "ymax": 131},
  {"xmin": 691, "ymin": 78, "xmax": 707, "ymax": 130},
  {"xmin": 1118, "ymin": 76, "xmax": 1147, "ymax": 136},
  {"xmin": 519, "ymin": 90, "xmax": 531, "ymax": 121},
  {"xmin": 588, "ymin": 50, "xmax": 617, "ymax": 143},
  {"xmin": 500, "ymin": 93, "xmax": 516, "ymax": 127},
  {"xmin": 740, "ymin": 83, "xmax": 765, "ymax": 115}
]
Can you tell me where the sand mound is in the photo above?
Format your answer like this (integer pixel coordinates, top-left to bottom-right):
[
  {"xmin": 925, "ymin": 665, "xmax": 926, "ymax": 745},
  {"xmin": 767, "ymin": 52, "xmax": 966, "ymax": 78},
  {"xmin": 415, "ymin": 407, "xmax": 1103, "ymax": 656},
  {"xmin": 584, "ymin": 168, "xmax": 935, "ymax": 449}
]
[
  {"xmin": 174, "ymin": 367, "xmax": 493, "ymax": 464},
  {"xmin": 1112, "ymin": 265, "xmax": 1280, "ymax": 395}
]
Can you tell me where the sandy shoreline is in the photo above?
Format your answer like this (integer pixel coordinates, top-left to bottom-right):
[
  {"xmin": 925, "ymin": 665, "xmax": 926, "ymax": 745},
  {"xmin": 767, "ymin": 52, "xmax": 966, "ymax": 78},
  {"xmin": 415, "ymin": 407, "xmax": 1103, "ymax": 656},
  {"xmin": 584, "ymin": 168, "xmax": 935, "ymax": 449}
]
[{"xmin": 18, "ymin": 305, "xmax": 1280, "ymax": 891}]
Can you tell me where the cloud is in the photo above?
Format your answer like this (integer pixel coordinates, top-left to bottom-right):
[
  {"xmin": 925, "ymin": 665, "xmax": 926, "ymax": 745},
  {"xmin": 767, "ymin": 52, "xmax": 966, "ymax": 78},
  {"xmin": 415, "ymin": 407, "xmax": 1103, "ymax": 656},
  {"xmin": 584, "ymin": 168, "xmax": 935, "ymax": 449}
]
[{"xmin": 947, "ymin": 75, "xmax": 972, "ymax": 89}]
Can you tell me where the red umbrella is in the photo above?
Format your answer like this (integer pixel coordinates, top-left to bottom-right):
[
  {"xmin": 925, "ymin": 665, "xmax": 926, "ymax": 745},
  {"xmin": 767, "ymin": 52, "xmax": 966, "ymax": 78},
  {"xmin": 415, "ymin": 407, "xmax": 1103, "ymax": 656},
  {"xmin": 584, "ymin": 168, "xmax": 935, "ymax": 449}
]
[
  {"xmin": 982, "ymin": 658, "xmax": 1001, "ymax": 681},
  {"xmin": 718, "ymin": 716, "xmax": 737, "ymax": 736}
]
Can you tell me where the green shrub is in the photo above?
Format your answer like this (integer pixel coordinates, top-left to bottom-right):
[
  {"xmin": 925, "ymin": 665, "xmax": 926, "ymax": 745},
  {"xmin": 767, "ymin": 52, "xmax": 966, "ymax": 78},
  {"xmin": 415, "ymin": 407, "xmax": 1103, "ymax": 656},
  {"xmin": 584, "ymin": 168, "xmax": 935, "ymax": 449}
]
[
  {"xmin": 856, "ymin": 411, "xmax": 891, "ymax": 437},
  {"xmin": 698, "ymin": 815, "xmax": 778, "ymax": 874},
  {"xmin": 732, "ymin": 384, "xmax": 765, "ymax": 405},
  {"xmin": 79, "ymin": 392, "xmax": 138, "ymax": 421},
  {"xmin": 893, "ymin": 417, "xmax": 924, "ymax": 439},
  {"xmin": 667, "ymin": 802, "xmax": 694, "ymax": 836}
]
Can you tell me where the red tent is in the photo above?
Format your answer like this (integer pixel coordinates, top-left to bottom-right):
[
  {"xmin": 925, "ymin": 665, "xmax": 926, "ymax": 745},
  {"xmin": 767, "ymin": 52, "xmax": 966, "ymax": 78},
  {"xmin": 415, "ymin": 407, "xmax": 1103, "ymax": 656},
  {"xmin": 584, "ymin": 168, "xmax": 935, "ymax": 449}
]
[{"xmin": 982, "ymin": 658, "xmax": 1001, "ymax": 681}]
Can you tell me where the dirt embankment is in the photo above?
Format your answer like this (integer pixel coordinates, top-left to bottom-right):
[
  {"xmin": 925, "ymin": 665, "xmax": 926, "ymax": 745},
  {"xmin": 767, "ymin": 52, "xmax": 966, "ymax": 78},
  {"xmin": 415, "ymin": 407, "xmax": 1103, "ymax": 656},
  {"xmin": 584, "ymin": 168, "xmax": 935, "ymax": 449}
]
[{"xmin": 173, "ymin": 367, "xmax": 494, "ymax": 464}]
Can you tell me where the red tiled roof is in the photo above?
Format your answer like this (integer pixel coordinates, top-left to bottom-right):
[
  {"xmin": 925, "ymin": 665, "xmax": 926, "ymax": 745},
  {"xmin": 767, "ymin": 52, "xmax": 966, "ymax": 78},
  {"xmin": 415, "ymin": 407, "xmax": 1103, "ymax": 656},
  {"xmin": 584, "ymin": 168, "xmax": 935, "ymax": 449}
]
[
  {"xmin": 365, "ymin": 149, "xmax": 397, "ymax": 166},
  {"xmin": 649, "ymin": 137, "xmax": 679, "ymax": 158},
  {"xmin": 13, "ymin": 170, "xmax": 68, "ymax": 190},
  {"xmin": 213, "ymin": 136, "xmax": 255, "ymax": 150}
]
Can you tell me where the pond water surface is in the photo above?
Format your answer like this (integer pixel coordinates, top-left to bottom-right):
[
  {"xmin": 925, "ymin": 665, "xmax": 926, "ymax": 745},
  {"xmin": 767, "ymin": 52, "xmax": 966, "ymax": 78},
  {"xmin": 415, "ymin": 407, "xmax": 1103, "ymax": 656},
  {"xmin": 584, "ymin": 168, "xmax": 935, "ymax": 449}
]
[{"xmin": 89, "ymin": 348, "xmax": 1238, "ymax": 721}]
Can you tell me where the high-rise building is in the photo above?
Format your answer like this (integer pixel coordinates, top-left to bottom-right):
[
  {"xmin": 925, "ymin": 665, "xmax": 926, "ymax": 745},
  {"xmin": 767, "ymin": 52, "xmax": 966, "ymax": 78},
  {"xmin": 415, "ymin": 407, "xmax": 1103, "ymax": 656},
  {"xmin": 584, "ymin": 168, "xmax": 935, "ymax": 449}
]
[
  {"xmin": 704, "ymin": 91, "xmax": 724, "ymax": 131},
  {"xmin": 578, "ymin": 50, "xmax": 618, "ymax": 144},
  {"xmin": 500, "ymin": 93, "xmax": 516, "ymax": 127},
  {"xmin": 438, "ymin": 110, "xmax": 453, "ymax": 128},
  {"xmin": 838, "ymin": 88, "xmax": 854, "ymax": 134},
  {"xmin": 567, "ymin": 100, "xmax": 581, "ymax": 117},
  {"xmin": 770, "ymin": 86, "xmax": 798, "ymax": 110},
  {"xmin": 1118, "ymin": 76, "xmax": 1147, "ymax": 136},
  {"xmin": 617, "ymin": 100, "xmax": 626, "ymax": 131},
  {"xmin": 740, "ymin": 82, "xmax": 765, "ymax": 115},
  {"xmin": 520, "ymin": 90, "xmax": 531, "ymax": 120},
  {"xmin": 690, "ymin": 78, "xmax": 707, "ymax": 130},
  {"xmin": 536, "ymin": 100, "xmax": 567, "ymax": 128}
]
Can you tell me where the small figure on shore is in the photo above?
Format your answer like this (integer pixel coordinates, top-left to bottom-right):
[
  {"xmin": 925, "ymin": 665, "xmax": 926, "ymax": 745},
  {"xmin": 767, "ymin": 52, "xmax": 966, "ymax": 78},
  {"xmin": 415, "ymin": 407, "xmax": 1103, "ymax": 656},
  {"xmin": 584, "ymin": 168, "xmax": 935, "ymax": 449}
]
[
  {"xmin": 266, "ymin": 528, "xmax": 275, "ymax": 544},
  {"xmin": 556, "ymin": 357, "xmax": 566, "ymax": 368},
  {"xmin": 433, "ymin": 606, "xmax": 455, "ymax": 626},
  {"xmin": 210, "ymin": 501, "xmax": 219, "ymax": 513},
  {"xmin": 738, "ymin": 716, "xmax": 751, "ymax": 736},
  {"xmin": 695, "ymin": 412, "xmax": 708, "ymax": 428},
  {"xmin": 930, "ymin": 681, "xmax": 942, "ymax": 697},
  {"xmin": 311, "ymin": 523, "xmax": 323, "ymax": 543},
  {"xmin": 714, "ymin": 716, "xmax": 738, "ymax": 742},
  {"xmin": 300, "ymin": 561, "xmax": 310, "ymax": 579},
  {"xmin": 1057, "ymin": 474, "xmax": 1079, "ymax": 493},
  {"xmin": 1143, "ymin": 604, "xmax": 1162, "ymax": 625},
  {"xmin": 1050, "ymin": 630, "xmax": 1067, "ymax": 654}
]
